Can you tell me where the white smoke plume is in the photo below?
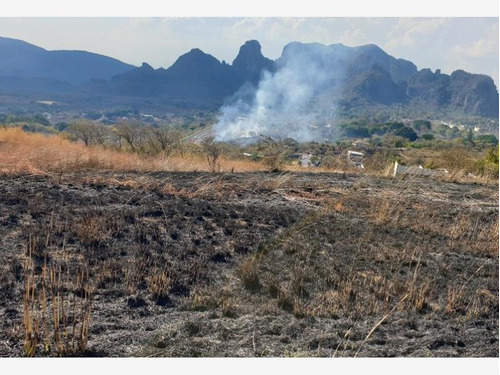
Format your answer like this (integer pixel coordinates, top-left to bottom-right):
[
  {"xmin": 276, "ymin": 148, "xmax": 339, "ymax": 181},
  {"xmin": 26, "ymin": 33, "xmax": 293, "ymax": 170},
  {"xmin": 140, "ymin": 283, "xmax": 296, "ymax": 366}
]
[{"xmin": 214, "ymin": 42, "xmax": 346, "ymax": 143}]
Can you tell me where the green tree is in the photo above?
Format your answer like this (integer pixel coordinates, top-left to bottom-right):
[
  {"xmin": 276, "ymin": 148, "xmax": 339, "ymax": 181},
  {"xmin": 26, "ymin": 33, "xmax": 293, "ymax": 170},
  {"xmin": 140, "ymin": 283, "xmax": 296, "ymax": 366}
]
[
  {"xmin": 476, "ymin": 134, "xmax": 498, "ymax": 146},
  {"xmin": 393, "ymin": 126, "xmax": 418, "ymax": 142}
]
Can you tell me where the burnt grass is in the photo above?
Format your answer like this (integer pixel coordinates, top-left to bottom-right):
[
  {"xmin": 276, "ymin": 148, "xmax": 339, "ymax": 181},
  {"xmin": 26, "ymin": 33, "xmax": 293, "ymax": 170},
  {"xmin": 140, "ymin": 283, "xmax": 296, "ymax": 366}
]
[{"xmin": 0, "ymin": 171, "xmax": 498, "ymax": 357}]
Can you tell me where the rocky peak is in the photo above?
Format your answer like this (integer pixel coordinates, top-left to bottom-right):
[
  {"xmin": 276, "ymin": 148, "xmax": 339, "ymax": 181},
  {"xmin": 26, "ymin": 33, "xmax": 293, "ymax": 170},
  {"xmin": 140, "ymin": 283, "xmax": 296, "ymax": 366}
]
[
  {"xmin": 232, "ymin": 40, "xmax": 275, "ymax": 84},
  {"xmin": 233, "ymin": 40, "xmax": 265, "ymax": 68},
  {"xmin": 140, "ymin": 62, "xmax": 154, "ymax": 70}
]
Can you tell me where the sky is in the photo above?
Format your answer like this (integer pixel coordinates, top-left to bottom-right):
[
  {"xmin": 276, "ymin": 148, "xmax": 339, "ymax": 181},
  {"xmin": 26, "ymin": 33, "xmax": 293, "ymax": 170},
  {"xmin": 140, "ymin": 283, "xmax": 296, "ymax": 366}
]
[{"xmin": 0, "ymin": 3, "xmax": 498, "ymax": 87}]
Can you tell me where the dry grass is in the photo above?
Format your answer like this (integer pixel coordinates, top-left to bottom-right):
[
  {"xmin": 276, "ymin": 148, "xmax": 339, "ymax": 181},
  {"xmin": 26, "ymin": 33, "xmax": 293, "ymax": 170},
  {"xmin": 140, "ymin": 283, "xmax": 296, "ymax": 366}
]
[
  {"xmin": 23, "ymin": 238, "xmax": 93, "ymax": 357},
  {"xmin": 2, "ymin": 128, "xmax": 497, "ymax": 183},
  {"xmin": 148, "ymin": 269, "xmax": 172, "ymax": 305},
  {"xmin": 0, "ymin": 127, "xmax": 265, "ymax": 174}
]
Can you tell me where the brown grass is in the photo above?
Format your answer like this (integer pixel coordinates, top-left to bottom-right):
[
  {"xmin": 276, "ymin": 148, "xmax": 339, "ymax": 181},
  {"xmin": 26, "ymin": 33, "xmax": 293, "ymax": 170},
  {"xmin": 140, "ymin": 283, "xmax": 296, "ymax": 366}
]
[
  {"xmin": 2, "ymin": 128, "xmax": 497, "ymax": 183},
  {"xmin": 23, "ymin": 238, "xmax": 93, "ymax": 357},
  {"xmin": 0, "ymin": 127, "xmax": 265, "ymax": 174}
]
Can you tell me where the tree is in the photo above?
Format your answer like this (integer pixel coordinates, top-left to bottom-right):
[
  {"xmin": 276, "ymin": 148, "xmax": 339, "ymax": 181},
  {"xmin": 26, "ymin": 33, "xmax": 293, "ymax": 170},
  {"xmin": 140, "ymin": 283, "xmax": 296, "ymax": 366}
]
[
  {"xmin": 412, "ymin": 120, "xmax": 432, "ymax": 131},
  {"xmin": 68, "ymin": 120, "xmax": 110, "ymax": 147},
  {"xmin": 261, "ymin": 136, "xmax": 287, "ymax": 172},
  {"xmin": 393, "ymin": 126, "xmax": 418, "ymax": 142},
  {"xmin": 114, "ymin": 120, "xmax": 145, "ymax": 152},
  {"xmin": 476, "ymin": 134, "xmax": 498, "ymax": 146},
  {"xmin": 202, "ymin": 137, "xmax": 223, "ymax": 172},
  {"xmin": 420, "ymin": 133, "xmax": 434, "ymax": 141},
  {"xmin": 69, "ymin": 120, "xmax": 96, "ymax": 147},
  {"xmin": 463, "ymin": 128, "xmax": 475, "ymax": 146},
  {"xmin": 146, "ymin": 125, "xmax": 181, "ymax": 156},
  {"xmin": 342, "ymin": 124, "xmax": 371, "ymax": 138}
]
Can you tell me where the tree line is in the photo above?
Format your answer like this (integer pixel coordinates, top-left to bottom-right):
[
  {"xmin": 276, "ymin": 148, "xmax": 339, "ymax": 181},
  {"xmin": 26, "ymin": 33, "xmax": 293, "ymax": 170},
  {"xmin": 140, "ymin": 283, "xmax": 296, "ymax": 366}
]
[{"xmin": 67, "ymin": 119, "xmax": 182, "ymax": 156}]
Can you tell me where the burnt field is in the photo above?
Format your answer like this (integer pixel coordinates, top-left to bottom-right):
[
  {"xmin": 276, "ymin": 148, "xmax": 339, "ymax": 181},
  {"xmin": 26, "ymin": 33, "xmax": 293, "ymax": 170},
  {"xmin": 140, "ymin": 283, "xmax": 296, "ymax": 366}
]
[{"xmin": 0, "ymin": 171, "xmax": 498, "ymax": 357}]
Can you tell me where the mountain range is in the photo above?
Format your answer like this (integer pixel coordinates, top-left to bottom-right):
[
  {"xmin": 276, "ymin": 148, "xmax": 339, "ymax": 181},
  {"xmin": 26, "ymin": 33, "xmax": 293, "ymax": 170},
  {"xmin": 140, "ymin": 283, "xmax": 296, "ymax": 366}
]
[{"xmin": 0, "ymin": 36, "xmax": 498, "ymax": 118}]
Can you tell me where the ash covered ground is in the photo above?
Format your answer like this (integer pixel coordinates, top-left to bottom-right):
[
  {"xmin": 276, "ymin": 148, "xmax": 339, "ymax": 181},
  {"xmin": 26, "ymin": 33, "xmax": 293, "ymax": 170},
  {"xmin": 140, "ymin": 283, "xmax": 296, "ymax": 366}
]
[{"xmin": 0, "ymin": 171, "xmax": 498, "ymax": 357}]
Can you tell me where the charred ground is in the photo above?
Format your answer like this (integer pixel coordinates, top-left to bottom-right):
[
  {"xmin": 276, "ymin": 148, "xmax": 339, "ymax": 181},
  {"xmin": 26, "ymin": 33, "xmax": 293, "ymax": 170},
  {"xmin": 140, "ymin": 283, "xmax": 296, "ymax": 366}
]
[{"xmin": 0, "ymin": 171, "xmax": 498, "ymax": 357}]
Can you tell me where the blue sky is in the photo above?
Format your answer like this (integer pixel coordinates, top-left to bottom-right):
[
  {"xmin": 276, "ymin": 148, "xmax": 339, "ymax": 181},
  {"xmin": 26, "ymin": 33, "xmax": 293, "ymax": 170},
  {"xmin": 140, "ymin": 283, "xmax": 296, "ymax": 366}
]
[{"xmin": 0, "ymin": 17, "xmax": 498, "ymax": 86}]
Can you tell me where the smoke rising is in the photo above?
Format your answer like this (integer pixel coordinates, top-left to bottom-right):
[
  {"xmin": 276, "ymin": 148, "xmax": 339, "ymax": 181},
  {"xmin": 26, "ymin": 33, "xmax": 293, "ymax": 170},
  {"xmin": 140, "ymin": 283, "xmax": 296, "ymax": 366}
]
[{"xmin": 214, "ymin": 42, "xmax": 345, "ymax": 143}]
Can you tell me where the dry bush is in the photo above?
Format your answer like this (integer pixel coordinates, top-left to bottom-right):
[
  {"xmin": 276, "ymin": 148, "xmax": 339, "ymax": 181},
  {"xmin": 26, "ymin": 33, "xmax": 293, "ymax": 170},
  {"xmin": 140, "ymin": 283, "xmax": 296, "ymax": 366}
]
[
  {"xmin": 148, "ymin": 269, "xmax": 172, "ymax": 305},
  {"xmin": 239, "ymin": 257, "xmax": 262, "ymax": 293},
  {"xmin": 72, "ymin": 214, "xmax": 114, "ymax": 247},
  {"xmin": 114, "ymin": 120, "xmax": 145, "ymax": 152},
  {"xmin": 0, "ymin": 127, "xmax": 166, "ymax": 174},
  {"xmin": 434, "ymin": 148, "xmax": 475, "ymax": 172},
  {"xmin": 202, "ymin": 137, "xmax": 223, "ymax": 172},
  {"xmin": 221, "ymin": 297, "xmax": 238, "ymax": 318},
  {"xmin": 362, "ymin": 149, "xmax": 399, "ymax": 174},
  {"xmin": 94, "ymin": 259, "xmax": 125, "ymax": 289},
  {"xmin": 263, "ymin": 143, "xmax": 287, "ymax": 172},
  {"xmin": 444, "ymin": 260, "xmax": 497, "ymax": 318},
  {"xmin": 406, "ymin": 147, "xmax": 499, "ymax": 183},
  {"xmin": 187, "ymin": 288, "xmax": 221, "ymax": 311}
]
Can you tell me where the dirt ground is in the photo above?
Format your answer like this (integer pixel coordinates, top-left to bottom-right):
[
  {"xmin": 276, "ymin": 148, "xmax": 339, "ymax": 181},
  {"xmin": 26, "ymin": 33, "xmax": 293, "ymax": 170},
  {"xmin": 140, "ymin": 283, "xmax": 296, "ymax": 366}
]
[{"xmin": 0, "ymin": 171, "xmax": 498, "ymax": 357}]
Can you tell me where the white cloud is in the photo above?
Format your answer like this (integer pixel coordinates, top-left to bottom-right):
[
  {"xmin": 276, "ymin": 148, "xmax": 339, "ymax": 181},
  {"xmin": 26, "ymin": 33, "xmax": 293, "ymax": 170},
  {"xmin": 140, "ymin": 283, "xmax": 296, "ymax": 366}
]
[
  {"xmin": 453, "ymin": 39, "xmax": 497, "ymax": 58},
  {"xmin": 385, "ymin": 17, "xmax": 450, "ymax": 50}
]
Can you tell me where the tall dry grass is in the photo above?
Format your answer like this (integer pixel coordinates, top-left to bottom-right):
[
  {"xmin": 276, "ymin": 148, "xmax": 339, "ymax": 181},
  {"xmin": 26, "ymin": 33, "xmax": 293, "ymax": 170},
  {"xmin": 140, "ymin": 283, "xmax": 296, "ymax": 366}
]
[
  {"xmin": 0, "ymin": 127, "xmax": 265, "ymax": 174},
  {"xmin": 1, "ymin": 127, "xmax": 497, "ymax": 182},
  {"xmin": 23, "ymin": 235, "xmax": 93, "ymax": 357}
]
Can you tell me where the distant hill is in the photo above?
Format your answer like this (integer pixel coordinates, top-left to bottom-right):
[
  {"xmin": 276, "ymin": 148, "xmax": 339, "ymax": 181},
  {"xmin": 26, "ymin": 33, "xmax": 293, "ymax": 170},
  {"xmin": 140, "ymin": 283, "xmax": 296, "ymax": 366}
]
[
  {"xmin": 406, "ymin": 68, "xmax": 499, "ymax": 118},
  {"xmin": 0, "ymin": 36, "xmax": 135, "ymax": 84},
  {"xmin": 91, "ymin": 40, "xmax": 272, "ymax": 98},
  {"xmin": 0, "ymin": 36, "xmax": 497, "ymax": 118}
]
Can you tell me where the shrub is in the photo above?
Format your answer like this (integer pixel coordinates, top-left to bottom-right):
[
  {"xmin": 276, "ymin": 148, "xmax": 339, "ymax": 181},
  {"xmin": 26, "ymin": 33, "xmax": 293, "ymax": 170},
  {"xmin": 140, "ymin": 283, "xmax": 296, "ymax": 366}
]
[
  {"xmin": 202, "ymin": 137, "xmax": 223, "ymax": 172},
  {"xmin": 260, "ymin": 136, "xmax": 287, "ymax": 172},
  {"xmin": 239, "ymin": 259, "xmax": 261, "ymax": 293},
  {"xmin": 393, "ymin": 126, "xmax": 418, "ymax": 142},
  {"xmin": 412, "ymin": 120, "xmax": 432, "ymax": 131},
  {"xmin": 342, "ymin": 124, "xmax": 371, "ymax": 138},
  {"xmin": 476, "ymin": 134, "xmax": 498, "ymax": 146},
  {"xmin": 421, "ymin": 133, "xmax": 434, "ymax": 141},
  {"xmin": 474, "ymin": 147, "xmax": 499, "ymax": 179}
]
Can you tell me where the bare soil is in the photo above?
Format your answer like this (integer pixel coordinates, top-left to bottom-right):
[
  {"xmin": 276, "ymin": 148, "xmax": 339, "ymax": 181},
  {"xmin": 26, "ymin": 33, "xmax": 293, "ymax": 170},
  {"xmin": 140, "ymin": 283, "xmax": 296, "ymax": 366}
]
[{"xmin": 0, "ymin": 171, "xmax": 498, "ymax": 357}]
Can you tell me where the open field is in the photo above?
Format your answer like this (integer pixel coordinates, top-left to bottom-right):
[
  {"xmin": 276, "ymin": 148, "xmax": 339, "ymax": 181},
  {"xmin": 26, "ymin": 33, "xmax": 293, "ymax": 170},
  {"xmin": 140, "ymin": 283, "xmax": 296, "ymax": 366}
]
[
  {"xmin": 0, "ymin": 169, "xmax": 497, "ymax": 357},
  {"xmin": 0, "ymin": 127, "xmax": 266, "ymax": 175}
]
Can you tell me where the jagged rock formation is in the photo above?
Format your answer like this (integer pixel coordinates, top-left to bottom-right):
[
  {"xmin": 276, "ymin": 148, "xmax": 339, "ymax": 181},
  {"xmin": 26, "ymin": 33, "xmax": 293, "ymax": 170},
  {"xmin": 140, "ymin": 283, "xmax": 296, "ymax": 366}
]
[{"xmin": 0, "ymin": 36, "xmax": 497, "ymax": 117}]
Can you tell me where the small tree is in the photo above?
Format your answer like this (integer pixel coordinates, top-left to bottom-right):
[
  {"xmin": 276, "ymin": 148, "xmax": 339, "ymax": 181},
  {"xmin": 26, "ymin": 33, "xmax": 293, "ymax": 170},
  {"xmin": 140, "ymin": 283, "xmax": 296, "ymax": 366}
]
[
  {"xmin": 393, "ymin": 126, "xmax": 418, "ymax": 142},
  {"xmin": 412, "ymin": 120, "xmax": 432, "ymax": 131},
  {"xmin": 146, "ymin": 125, "xmax": 181, "ymax": 156},
  {"xmin": 463, "ymin": 128, "xmax": 475, "ymax": 146},
  {"xmin": 68, "ymin": 120, "xmax": 109, "ymax": 147},
  {"xmin": 114, "ymin": 120, "xmax": 145, "ymax": 152},
  {"xmin": 261, "ymin": 136, "xmax": 287, "ymax": 172},
  {"xmin": 421, "ymin": 133, "xmax": 434, "ymax": 141},
  {"xmin": 68, "ymin": 120, "xmax": 95, "ymax": 147},
  {"xmin": 476, "ymin": 134, "xmax": 498, "ymax": 146},
  {"xmin": 202, "ymin": 137, "xmax": 223, "ymax": 172}
]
